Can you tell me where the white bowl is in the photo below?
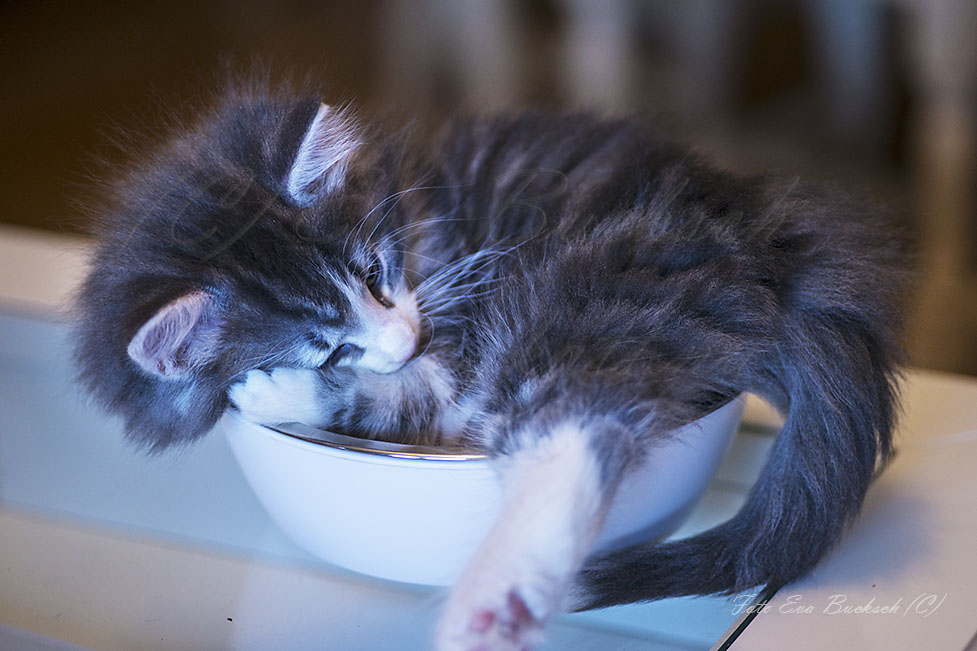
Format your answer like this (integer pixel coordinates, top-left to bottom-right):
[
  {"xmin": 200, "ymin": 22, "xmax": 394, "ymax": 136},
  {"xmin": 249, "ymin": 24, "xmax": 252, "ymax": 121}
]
[{"xmin": 221, "ymin": 396, "xmax": 744, "ymax": 586}]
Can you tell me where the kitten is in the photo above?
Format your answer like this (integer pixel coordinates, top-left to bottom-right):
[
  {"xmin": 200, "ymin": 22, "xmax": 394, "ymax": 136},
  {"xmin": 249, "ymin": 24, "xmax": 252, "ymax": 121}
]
[{"xmin": 75, "ymin": 80, "xmax": 909, "ymax": 651}]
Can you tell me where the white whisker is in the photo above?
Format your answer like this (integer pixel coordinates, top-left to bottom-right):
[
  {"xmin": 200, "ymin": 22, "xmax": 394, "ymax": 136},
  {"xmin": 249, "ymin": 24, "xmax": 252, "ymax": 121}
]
[
  {"xmin": 377, "ymin": 215, "xmax": 470, "ymax": 250},
  {"xmin": 228, "ymin": 336, "xmax": 307, "ymax": 383},
  {"xmin": 348, "ymin": 180, "xmax": 472, "ymax": 254}
]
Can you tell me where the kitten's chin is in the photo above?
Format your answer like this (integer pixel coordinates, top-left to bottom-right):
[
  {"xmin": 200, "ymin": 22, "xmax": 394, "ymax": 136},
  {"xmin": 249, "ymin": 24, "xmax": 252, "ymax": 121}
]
[
  {"xmin": 362, "ymin": 358, "xmax": 412, "ymax": 374},
  {"xmin": 355, "ymin": 354, "xmax": 413, "ymax": 374},
  {"xmin": 358, "ymin": 339, "xmax": 418, "ymax": 374}
]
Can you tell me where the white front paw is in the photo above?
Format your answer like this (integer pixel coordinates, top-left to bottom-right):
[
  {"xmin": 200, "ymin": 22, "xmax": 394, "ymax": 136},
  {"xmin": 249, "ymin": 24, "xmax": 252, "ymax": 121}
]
[{"xmin": 228, "ymin": 368, "xmax": 323, "ymax": 425}]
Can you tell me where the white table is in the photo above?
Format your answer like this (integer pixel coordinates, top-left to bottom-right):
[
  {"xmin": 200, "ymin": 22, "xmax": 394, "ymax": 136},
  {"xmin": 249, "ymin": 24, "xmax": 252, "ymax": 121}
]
[{"xmin": 1, "ymin": 224, "xmax": 974, "ymax": 650}]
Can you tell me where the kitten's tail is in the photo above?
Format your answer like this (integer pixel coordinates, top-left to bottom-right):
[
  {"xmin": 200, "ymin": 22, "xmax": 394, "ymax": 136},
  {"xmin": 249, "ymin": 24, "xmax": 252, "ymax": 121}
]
[{"xmin": 571, "ymin": 302, "xmax": 903, "ymax": 609}]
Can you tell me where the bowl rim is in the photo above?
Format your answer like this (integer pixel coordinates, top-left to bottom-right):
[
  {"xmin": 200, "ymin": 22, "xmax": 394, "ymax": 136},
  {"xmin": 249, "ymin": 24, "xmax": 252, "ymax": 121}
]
[
  {"xmin": 253, "ymin": 393, "xmax": 740, "ymax": 464},
  {"xmin": 267, "ymin": 421, "xmax": 487, "ymax": 462}
]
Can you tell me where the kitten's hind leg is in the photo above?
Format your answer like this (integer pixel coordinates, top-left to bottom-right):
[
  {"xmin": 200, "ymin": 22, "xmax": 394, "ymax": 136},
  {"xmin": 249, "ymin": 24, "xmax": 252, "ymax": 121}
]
[{"xmin": 434, "ymin": 418, "xmax": 625, "ymax": 651}]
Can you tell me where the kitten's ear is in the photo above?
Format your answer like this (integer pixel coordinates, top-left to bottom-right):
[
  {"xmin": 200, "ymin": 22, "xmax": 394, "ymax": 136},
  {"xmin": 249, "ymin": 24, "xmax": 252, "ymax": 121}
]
[
  {"xmin": 127, "ymin": 291, "xmax": 221, "ymax": 379},
  {"xmin": 286, "ymin": 102, "xmax": 361, "ymax": 205}
]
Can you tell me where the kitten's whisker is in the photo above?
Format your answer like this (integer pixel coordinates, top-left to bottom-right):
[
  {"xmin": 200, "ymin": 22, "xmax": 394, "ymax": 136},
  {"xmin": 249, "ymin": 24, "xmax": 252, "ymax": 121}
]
[
  {"xmin": 414, "ymin": 261, "xmax": 509, "ymax": 302},
  {"xmin": 416, "ymin": 277, "xmax": 506, "ymax": 301},
  {"xmin": 356, "ymin": 179, "xmax": 464, "ymax": 249},
  {"xmin": 377, "ymin": 215, "xmax": 470, "ymax": 248},
  {"xmin": 401, "ymin": 250, "xmax": 453, "ymax": 266},
  {"xmin": 426, "ymin": 312, "xmax": 481, "ymax": 328},
  {"xmin": 228, "ymin": 336, "xmax": 307, "ymax": 383},
  {"xmin": 418, "ymin": 287, "xmax": 503, "ymax": 313},
  {"xmin": 351, "ymin": 177, "xmax": 428, "ymax": 246},
  {"xmin": 416, "ymin": 312, "xmax": 437, "ymax": 358},
  {"xmin": 347, "ymin": 180, "xmax": 474, "ymax": 255},
  {"xmin": 415, "ymin": 283, "xmax": 499, "ymax": 309},
  {"xmin": 413, "ymin": 248, "xmax": 510, "ymax": 295},
  {"xmin": 234, "ymin": 343, "xmax": 289, "ymax": 371}
]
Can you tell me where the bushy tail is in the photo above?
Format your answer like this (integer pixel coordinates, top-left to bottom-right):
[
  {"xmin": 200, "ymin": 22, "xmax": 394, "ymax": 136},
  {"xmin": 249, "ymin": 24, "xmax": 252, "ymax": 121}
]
[{"xmin": 572, "ymin": 290, "xmax": 904, "ymax": 609}]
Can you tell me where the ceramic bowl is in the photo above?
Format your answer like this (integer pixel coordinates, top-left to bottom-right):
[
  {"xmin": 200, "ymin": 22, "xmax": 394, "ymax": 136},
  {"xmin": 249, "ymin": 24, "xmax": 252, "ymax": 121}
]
[{"xmin": 221, "ymin": 396, "xmax": 743, "ymax": 586}]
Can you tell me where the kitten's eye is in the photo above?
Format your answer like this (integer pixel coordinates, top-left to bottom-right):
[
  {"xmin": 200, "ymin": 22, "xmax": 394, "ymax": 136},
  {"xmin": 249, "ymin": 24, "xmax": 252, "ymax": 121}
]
[
  {"xmin": 365, "ymin": 256, "xmax": 382, "ymax": 287},
  {"xmin": 363, "ymin": 256, "xmax": 394, "ymax": 308},
  {"xmin": 326, "ymin": 342, "xmax": 364, "ymax": 367}
]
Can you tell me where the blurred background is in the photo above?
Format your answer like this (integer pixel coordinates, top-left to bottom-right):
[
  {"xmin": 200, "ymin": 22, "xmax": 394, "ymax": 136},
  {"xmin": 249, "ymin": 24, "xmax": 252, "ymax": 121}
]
[{"xmin": 1, "ymin": 0, "xmax": 975, "ymax": 375}]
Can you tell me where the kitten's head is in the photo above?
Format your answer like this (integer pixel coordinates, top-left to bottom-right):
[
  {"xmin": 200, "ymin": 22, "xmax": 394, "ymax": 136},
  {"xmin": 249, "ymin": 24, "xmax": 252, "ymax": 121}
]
[{"xmin": 76, "ymin": 89, "xmax": 422, "ymax": 448}]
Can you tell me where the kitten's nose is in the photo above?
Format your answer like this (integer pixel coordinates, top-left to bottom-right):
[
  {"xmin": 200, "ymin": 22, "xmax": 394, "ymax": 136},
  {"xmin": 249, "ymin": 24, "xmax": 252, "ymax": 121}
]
[
  {"xmin": 377, "ymin": 317, "xmax": 417, "ymax": 365},
  {"xmin": 357, "ymin": 316, "xmax": 417, "ymax": 373},
  {"xmin": 348, "ymin": 299, "xmax": 419, "ymax": 373}
]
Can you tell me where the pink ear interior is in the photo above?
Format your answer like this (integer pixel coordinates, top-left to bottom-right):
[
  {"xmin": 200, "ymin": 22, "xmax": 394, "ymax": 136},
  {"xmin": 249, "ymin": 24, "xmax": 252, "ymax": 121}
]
[
  {"xmin": 126, "ymin": 291, "xmax": 219, "ymax": 378},
  {"xmin": 286, "ymin": 102, "xmax": 360, "ymax": 205}
]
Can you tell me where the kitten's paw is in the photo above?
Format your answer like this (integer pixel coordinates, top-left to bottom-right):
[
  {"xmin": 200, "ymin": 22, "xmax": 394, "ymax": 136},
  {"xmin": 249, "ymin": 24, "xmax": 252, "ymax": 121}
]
[
  {"xmin": 228, "ymin": 368, "xmax": 323, "ymax": 425},
  {"xmin": 435, "ymin": 584, "xmax": 549, "ymax": 651}
]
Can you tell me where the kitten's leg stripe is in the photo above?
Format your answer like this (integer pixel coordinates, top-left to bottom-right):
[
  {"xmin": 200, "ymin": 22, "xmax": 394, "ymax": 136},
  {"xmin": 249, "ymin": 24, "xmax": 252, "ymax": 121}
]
[{"xmin": 434, "ymin": 421, "xmax": 615, "ymax": 651}]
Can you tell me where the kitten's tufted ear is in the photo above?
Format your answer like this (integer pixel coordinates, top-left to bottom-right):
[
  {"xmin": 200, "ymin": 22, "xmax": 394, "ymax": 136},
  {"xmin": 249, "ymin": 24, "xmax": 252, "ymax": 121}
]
[
  {"xmin": 286, "ymin": 102, "xmax": 361, "ymax": 206},
  {"xmin": 127, "ymin": 291, "xmax": 222, "ymax": 379}
]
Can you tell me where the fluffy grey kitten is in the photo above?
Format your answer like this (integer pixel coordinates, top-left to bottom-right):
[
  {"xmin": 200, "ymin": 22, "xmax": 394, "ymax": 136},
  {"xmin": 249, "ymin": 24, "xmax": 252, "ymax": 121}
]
[{"xmin": 74, "ymin": 80, "xmax": 909, "ymax": 650}]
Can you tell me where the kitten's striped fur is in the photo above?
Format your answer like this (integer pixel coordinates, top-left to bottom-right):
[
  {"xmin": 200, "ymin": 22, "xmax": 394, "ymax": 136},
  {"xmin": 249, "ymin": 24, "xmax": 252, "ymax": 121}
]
[{"xmin": 75, "ymin": 79, "xmax": 909, "ymax": 650}]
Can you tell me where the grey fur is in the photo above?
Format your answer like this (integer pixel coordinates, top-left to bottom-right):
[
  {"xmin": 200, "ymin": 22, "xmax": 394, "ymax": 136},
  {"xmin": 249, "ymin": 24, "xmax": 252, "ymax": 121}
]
[{"xmin": 74, "ymin": 79, "xmax": 911, "ymax": 608}]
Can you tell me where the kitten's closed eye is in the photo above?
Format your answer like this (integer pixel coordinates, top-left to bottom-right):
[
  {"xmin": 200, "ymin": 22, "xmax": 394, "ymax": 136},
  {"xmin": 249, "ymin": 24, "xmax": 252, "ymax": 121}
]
[{"xmin": 327, "ymin": 342, "xmax": 364, "ymax": 367}]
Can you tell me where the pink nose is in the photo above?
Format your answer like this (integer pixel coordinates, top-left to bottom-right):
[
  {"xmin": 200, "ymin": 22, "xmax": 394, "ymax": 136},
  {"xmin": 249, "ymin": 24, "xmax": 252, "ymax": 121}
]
[
  {"xmin": 350, "ymin": 296, "xmax": 421, "ymax": 373},
  {"xmin": 380, "ymin": 318, "xmax": 418, "ymax": 364}
]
